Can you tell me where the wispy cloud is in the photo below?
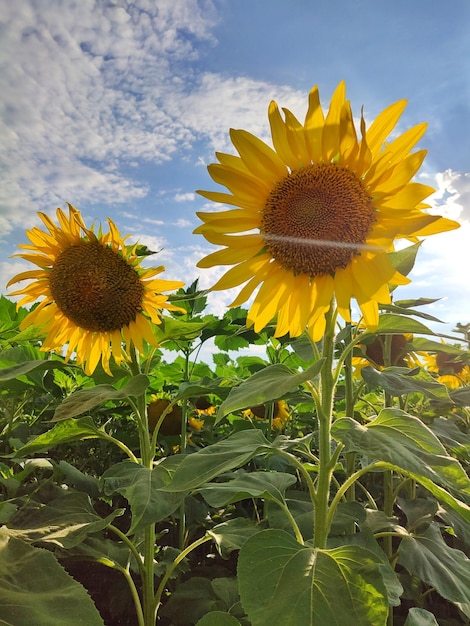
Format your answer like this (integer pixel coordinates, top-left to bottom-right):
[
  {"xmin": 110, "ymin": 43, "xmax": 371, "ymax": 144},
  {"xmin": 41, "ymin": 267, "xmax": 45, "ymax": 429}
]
[{"xmin": 1, "ymin": 0, "xmax": 218, "ymax": 230}]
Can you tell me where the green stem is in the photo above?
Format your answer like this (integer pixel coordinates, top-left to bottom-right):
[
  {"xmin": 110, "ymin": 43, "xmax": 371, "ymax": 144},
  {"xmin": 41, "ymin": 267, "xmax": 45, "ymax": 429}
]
[
  {"xmin": 110, "ymin": 561, "xmax": 145, "ymax": 626},
  {"xmin": 277, "ymin": 501, "xmax": 304, "ymax": 544},
  {"xmin": 155, "ymin": 534, "xmax": 212, "ymax": 616},
  {"xmin": 326, "ymin": 461, "xmax": 385, "ymax": 531},
  {"xmin": 129, "ymin": 347, "xmax": 157, "ymax": 626},
  {"xmin": 100, "ymin": 432, "xmax": 139, "ymax": 463},
  {"xmin": 313, "ymin": 304, "xmax": 337, "ymax": 549},
  {"xmin": 178, "ymin": 348, "xmax": 191, "ymax": 551},
  {"xmin": 108, "ymin": 524, "xmax": 145, "ymax": 580}
]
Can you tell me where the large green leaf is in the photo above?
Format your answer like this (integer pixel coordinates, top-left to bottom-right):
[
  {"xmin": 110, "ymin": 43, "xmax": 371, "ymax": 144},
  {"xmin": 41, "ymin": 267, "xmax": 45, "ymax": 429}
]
[
  {"xmin": 199, "ymin": 471, "xmax": 297, "ymax": 507},
  {"xmin": 361, "ymin": 366, "xmax": 450, "ymax": 401},
  {"xmin": 11, "ymin": 417, "xmax": 106, "ymax": 456},
  {"xmin": 398, "ymin": 523, "xmax": 470, "ymax": 615},
  {"xmin": 161, "ymin": 430, "xmax": 273, "ymax": 492},
  {"xmin": 332, "ymin": 408, "xmax": 470, "ymax": 497},
  {"xmin": 53, "ymin": 374, "xmax": 149, "ymax": 420},
  {"xmin": 217, "ymin": 361, "xmax": 325, "ymax": 421},
  {"xmin": 328, "ymin": 529, "xmax": 403, "ymax": 607},
  {"xmin": 5, "ymin": 492, "xmax": 123, "ymax": 548},
  {"xmin": 102, "ymin": 458, "xmax": 186, "ymax": 533},
  {"xmin": 0, "ymin": 529, "xmax": 104, "ymax": 625},
  {"xmin": 238, "ymin": 529, "xmax": 389, "ymax": 626}
]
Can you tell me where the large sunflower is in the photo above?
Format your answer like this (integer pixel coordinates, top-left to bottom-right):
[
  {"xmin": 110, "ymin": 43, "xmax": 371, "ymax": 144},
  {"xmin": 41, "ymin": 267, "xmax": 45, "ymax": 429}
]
[
  {"xmin": 8, "ymin": 204, "xmax": 184, "ymax": 375},
  {"xmin": 195, "ymin": 82, "xmax": 459, "ymax": 341}
]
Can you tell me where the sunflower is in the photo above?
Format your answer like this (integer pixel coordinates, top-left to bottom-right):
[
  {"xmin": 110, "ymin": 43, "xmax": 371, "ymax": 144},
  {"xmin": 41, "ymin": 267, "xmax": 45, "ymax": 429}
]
[
  {"xmin": 8, "ymin": 204, "xmax": 184, "ymax": 375},
  {"xmin": 420, "ymin": 350, "xmax": 470, "ymax": 389},
  {"xmin": 243, "ymin": 400, "xmax": 291, "ymax": 431},
  {"xmin": 195, "ymin": 82, "xmax": 459, "ymax": 341},
  {"xmin": 352, "ymin": 333, "xmax": 420, "ymax": 376}
]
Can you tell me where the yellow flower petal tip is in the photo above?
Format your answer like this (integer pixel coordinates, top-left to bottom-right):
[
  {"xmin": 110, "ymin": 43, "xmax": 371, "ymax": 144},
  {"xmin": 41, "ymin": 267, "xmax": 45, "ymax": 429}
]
[
  {"xmin": 194, "ymin": 81, "xmax": 459, "ymax": 339},
  {"xmin": 9, "ymin": 205, "xmax": 185, "ymax": 375}
]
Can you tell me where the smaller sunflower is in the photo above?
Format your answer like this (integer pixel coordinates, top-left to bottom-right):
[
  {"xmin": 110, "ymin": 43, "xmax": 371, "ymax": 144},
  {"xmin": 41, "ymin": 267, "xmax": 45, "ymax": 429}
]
[
  {"xmin": 420, "ymin": 350, "xmax": 470, "ymax": 389},
  {"xmin": 243, "ymin": 400, "xmax": 291, "ymax": 431},
  {"xmin": 352, "ymin": 333, "xmax": 419, "ymax": 376},
  {"xmin": 8, "ymin": 204, "xmax": 184, "ymax": 375},
  {"xmin": 194, "ymin": 396, "xmax": 216, "ymax": 416}
]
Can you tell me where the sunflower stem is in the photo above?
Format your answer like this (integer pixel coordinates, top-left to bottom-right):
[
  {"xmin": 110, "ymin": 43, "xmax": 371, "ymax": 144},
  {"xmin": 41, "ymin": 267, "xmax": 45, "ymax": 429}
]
[
  {"xmin": 129, "ymin": 346, "xmax": 157, "ymax": 626},
  {"xmin": 178, "ymin": 348, "xmax": 191, "ymax": 551},
  {"xmin": 313, "ymin": 303, "xmax": 337, "ymax": 549}
]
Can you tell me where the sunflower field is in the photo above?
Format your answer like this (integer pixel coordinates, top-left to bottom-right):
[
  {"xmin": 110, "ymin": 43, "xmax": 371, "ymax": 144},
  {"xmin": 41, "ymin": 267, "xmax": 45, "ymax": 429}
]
[{"xmin": 1, "ymin": 83, "xmax": 470, "ymax": 626}]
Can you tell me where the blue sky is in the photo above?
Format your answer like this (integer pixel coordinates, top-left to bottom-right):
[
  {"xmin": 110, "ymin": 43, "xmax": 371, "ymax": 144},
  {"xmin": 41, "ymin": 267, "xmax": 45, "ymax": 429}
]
[{"xmin": 1, "ymin": 0, "xmax": 469, "ymax": 338}]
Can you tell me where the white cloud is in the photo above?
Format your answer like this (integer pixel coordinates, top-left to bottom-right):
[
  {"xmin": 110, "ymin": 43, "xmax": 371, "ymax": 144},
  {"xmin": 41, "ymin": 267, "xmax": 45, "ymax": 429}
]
[
  {"xmin": 0, "ymin": 0, "xmax": 218, "ymax": 232},
  {"xmin": 174, "ymin": 192, "xmax": 196, "ymax": 202},
  {"xmin": 406, "ymin": 170, "xmax": 470, "ymax": 331}
]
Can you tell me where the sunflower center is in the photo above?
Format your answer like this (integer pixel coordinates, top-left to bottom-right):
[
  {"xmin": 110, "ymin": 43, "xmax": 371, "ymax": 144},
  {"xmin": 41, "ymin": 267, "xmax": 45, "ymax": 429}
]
[
  {"xmin": 49, "ymin": 241, "xmax": 144, "ymax": 332},
  {"xmin": 262, "ymin": 163, "xmax": 376, "ymax": 275}
]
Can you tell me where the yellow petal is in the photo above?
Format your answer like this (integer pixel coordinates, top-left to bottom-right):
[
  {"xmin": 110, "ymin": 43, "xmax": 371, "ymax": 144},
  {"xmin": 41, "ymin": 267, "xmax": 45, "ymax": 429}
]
[
  {"xmin": 322, "ymin": 80, "xmax": 346, "ymax": 161},
  {"xmin": 304, "ymin": 85, "xmax": 324, "ymax": 163},
  {"xmin": 210, "ymin": 255, "xmax": 271, "ymax": 291},
  {"xmin": 230, "ymin": 128, "xmax": 288, "ymax": 182},
  {"xmin": 283, "ymin": 108, "xmax": 310, "ymax": 166},
  {"xmin": 268, "ymin": 100, "xmax": 299, "ymax": 169},
  {"xmin": 208, "ymin": 163, "xmax": 270, "ymax": 201},
  {"xmin": 365, "ymin": 99, "xmax": 407, "ymax": 157}
]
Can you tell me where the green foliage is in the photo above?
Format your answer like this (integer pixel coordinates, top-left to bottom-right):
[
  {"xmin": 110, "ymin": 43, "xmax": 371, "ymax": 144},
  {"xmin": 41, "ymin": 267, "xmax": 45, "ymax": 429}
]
[{"xmin": 1, "ymin": 293, "xmax": 470, "ymax": 625}]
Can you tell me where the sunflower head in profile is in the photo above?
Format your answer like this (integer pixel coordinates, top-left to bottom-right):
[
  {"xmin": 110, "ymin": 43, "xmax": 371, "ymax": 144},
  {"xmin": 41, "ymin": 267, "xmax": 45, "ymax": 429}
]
[
  {"xmin": 194, "ymin": 81, "xmax": 459, "ymax": 341},
  {"xmin": 8, "ymin": 204, "xmax": 185, "ymax": 375},
  {"xmin": 421, "ymin": 350, "xmax": 470, "ymax": 389}
]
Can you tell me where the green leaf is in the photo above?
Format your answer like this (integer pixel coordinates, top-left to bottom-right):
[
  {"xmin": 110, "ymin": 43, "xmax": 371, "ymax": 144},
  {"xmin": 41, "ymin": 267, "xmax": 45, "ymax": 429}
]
[
  {"xmin": 153, "ymin": 317, "xmax": 210, "ymax": 343},
  {"xmin": 175, "ymin": 376, "xmax": 231, "ymax": 403},
  {"xmin": 5, "ymin": 492, "xmax": 123, "ymax": 548},
  {"xmin": 410, "ymin": 337, "xmax": 464, "ymax": 354},
  {"xmin": 375, "ymin": 314, "xmax": 435, "ymax": 335},
  {"xmin": 53, "ymin": 374, "xmax": 149, "ymax": 420},
  {"xmin": 404, "ymin": 608, "xmax": 439, "ymax": 626},
  {"xmin": 217, "ymin": 360, "xmax": 325, "ymax": 421},
  {"xmin": 328, "ymin": 529, "xmax": 403, "ymax": 607},
  {"xmin": 379, "ymin": 303, "xmax": 443, "ymax": 323},
  {"xmin": 398, "ymin": 523, "xmax": 470, "ymax": 610},
  {"xmin": 196, "ymin": 612, "xmax": 241, "ymax": 626},
  {"xmin": 361, "ymin": 366, "xmax": 450, "ymax": 400},
  {"xmin": 208, "ymin": 518, "xmax": 261, "ymax": 558},
  {"xmin": 199, "ymin": 471, "xmax": 297, "ymax": 507},
  {"xmin": 161, "ymin": 430, "xmax": 272, "ymax": 492},
  {"xmin": 11, "ymin": 417, "xmax": 105, "ymax": 456},
  {"xmin": 388, "ymin": 242, "xmax": 422, "ymax": 277},
  {"xmin": 331, "ymin": 408, "xmax": 470, "ymax": 497},
  {"xmin": 160, "ymin": 577, "xmax": 241, "ymax": 625},
  {"xmin": 0, "ymin": 529, "xmax": 104, "ymax": 625},
  {"xmin": 238, "ymin": 529, "xmax": 388, "ymax": 626},
  {"xmin": 0, "ymin": 359, "xmax": 70, "ymax": 381},
  {"xmin": 102, "ymin": 458, "xmax": 186, "ymax": 533}
]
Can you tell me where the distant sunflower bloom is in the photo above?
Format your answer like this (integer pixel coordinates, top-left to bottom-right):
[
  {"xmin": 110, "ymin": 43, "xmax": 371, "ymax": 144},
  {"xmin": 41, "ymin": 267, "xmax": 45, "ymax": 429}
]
[
  {"xmin": 421, "ymin": 351, "xmax": 470, "ymax": 389},
  {"xmin": 8, "ymin": 204, "xmax": 184, "ymax": 375},
  {"xmin": 352, "ymin": 333, "xmax": 420, "ymax": 376},
  {"xmin": 243, "ymin": 400, "xmax": 291, "ymax": 431},
  {"xmin": 195, "ymin": 82, "xmax": 459, "ymax": 341}
]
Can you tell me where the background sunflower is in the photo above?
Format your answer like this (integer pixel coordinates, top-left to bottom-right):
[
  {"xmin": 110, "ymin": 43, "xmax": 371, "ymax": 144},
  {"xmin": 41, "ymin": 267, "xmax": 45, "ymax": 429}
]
[{"xmin": 8, "ymin": 204, "xmax": 184, "ymax": 375}]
